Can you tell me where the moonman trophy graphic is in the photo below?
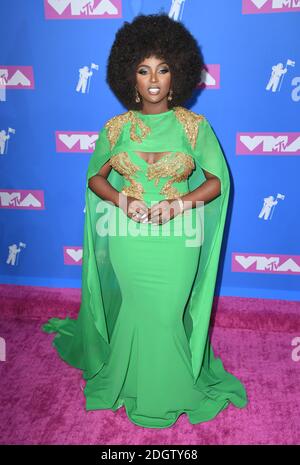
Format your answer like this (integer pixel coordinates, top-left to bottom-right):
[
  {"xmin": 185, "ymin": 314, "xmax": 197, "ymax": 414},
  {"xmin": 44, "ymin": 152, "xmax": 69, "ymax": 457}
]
[
  {"xmin": 258, "ymin": 193, "xmax": 285, "ymax": 220},
  {"xmin": 169, "ymin": 0, "xmax": 186, "ymax": 21},
  {"xmin": 6, "ymin": 243, "xmax": 25, "ymax": 266},
  {"xmin": 0, "ymin": 128, "xmax": 15, "ymax": 155},
  {"xmin": 266, "ymin": 59, "xmax": 295, "ymax": 93},
  {"xmin": 76, "ymin": 63, "xmax": 99, "ymax": 94}
]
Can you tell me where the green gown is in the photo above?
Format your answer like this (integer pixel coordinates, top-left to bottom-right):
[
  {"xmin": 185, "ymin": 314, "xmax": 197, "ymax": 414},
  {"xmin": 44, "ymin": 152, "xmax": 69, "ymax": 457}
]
[{"xmin": 41, "ymin": 106, "xmax": 248, "ymax": 428}]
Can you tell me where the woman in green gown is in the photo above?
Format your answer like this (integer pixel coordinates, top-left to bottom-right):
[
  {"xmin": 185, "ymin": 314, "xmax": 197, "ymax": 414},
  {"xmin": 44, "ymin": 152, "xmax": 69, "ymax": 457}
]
[{"xmin": 42, "ymin": 13, "xmax": 248, "ymax": 428}]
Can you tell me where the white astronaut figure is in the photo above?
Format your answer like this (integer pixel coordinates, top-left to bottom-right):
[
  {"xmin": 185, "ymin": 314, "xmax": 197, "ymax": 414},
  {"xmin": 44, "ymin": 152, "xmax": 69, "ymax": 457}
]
[
  {"xmin": 0, "ymin": 69, "xmax": 8, "ymax": 102},
  {"xmin": 0, "ymin": 130, "xmax": 10, "ymax": 155},
  {"xmin": 76, "ymin": 66, "xmax": 93, "ymax": 93},
  {"xmin": 169, "ymin": 0, "xmax": 185, "ymax": 21},
  {"xmin": 258, "ymin": 196, "xmax": 278, "ymax": 220},
  {"xmin": 266, "ymin": 63, "xmax": 287, "ymax": 92},
  {"xmin": 6, "ymin": 244, "xmax": 21, "ymax": 266}
]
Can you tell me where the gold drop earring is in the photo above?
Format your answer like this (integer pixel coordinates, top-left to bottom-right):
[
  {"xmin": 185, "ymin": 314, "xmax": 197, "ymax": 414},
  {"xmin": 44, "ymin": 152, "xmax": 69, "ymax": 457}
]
[
  {"xmin": 167, "ymin": 89, "xmax": 173, "ymax": 101},
  {"xmin": 135, "ymin": 86, "xmax": 141, "ymax": 103}
]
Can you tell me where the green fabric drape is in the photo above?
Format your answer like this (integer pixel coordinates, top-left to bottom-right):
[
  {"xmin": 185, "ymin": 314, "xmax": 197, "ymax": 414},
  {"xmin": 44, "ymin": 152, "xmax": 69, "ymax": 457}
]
[{"xmin": 42, "ymin": 107, "xmax": 247, "ymax": 422}]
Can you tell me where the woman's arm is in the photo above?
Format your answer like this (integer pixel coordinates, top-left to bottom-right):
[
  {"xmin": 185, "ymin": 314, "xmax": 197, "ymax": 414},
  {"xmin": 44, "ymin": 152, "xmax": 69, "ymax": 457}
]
[
  {"xmin": 179, "ymin": 169, "xmax": 221, "ymax": 211},
  {"xmin": 148, "ymin": 169, "xmax": 221, "ymax": 224},
  {"xmin": 88, "ymin": 161, "xmax": 149, "ymax": 219},
  {"xmin": 88, "ymin": 160, "xmax": 121, "ymax": 207},
  {"xmin": 180, "ymin": 116, "xmax": 228, "ymax": 211}
]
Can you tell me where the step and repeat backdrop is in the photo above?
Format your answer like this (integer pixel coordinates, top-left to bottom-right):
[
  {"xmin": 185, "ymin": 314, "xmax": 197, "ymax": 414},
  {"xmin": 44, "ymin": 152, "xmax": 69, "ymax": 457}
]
[{"xmin": 0, "ymin": 0, "xmax": 299, "ymax": 300}]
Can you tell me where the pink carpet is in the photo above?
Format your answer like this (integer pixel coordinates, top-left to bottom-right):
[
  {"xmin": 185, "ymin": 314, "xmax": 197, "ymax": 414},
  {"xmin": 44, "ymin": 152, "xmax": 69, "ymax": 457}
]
[{"xmin": 0, "ymin": 284, "xmax": 299, "ymax": 445}]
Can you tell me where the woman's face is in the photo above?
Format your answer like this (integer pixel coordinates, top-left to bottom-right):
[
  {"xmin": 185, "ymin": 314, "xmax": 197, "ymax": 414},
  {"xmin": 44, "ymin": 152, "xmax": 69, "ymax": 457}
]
[{"xmin": 135, "ymin": 55, "xmax": 172, "ymax": 109}]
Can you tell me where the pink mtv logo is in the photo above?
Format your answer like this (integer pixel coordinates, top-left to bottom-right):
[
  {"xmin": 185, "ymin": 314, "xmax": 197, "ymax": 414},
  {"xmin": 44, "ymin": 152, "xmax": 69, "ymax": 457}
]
[
  {"xmin": 44, "ymin": 0, "xmax": 122, "ymax": 19},
  {"xmin": 242, "ymin": 0, "xmax": 300, "ymax": 14},
  {"xmin": 64, "ymin": 246, "xmax": 83, "ymax": 265},
  {"xmin": 198, "ymin": 64, "xmax": 220, "ymax": 89},
  {"xmin": 0, "ymin": 190, "xmax": 45, "ymax": 209},
  {"xmin": 56, "ymin": 131, "xmax": 98, "ymax": 153},
  {"xmin": 0, "ymin": 66, "xmax": 34, "ymax": 89},
  {"xmin": 232, "ymin": 252, "xmax": 300, "ymax": 274},
  {"xmin": 236, "ymin": 132, "xmax": 300, "ymax": 155}
]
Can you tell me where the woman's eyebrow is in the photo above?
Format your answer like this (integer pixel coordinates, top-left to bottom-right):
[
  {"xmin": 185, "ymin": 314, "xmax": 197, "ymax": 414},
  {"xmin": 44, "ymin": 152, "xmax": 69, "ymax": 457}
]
[{"xmin": 137, "ymin": 62, "xmax": 168, "ymax": 68}]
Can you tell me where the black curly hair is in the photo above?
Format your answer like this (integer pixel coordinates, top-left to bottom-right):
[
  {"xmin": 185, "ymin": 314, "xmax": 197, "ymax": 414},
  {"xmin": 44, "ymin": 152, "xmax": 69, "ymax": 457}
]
[{"xmin": 106, "ymin": 13, "xmax": 204, "ymax": 110}]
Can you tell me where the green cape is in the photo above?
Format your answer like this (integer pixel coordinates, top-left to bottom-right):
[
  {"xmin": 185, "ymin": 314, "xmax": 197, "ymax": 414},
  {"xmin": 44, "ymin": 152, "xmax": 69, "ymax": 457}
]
[{"xmin": 42, "ymin": 106, "xmax": 230, "ymax": 386}]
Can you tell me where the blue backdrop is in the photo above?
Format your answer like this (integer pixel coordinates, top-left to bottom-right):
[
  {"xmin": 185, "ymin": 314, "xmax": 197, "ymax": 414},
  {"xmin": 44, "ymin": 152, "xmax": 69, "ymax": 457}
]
[{"xmin": 0, "ymin": 0, "xmax": 299, "ymax": 301}]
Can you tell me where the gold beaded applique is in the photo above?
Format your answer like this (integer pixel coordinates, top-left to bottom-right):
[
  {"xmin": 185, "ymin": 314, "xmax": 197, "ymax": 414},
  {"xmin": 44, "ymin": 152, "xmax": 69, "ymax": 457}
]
[
  {"xmin": 104, "ymin": 111, "xmax": 151, "ymax": 150},
  {"xmin": 104, "ymin": 106, "xmax": 204, "ymax": 151},
  {"xmin": 147, "ymin": 152, "xmax": 195, "ymax": 199},
  {"xmin": 109, "ymin": 151, "xmax": 195, "ymax": 200},
  {"xmin": 109, "ymin": 152, "xmax": 144, "ymax": 200},
  {"xmin": 173, "ymin": 107, "xmax": 205, "ymax": 149},
  {"xmin": 105, "ymin": 106, "xmax": 203, "ymax": 200}
]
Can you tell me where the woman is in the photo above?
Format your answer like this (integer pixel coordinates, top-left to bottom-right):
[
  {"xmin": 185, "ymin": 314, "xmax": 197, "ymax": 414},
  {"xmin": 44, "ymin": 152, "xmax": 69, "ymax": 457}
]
[{"xmin": 42, "ymin": 13, "xmax": 248, "ymax": 428}]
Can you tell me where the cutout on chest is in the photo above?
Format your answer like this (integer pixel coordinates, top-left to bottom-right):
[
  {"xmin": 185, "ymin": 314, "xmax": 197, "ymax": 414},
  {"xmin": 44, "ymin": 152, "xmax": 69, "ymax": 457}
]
[
  {"xmin": 109, "ymin": 151, "xmax": 195, "ymax": 200},
  {"xmin": 109, "ymin": 151, "xmax": 195, "ymax": 176},
  {"xmin": 134, "ymin": 151, "xmax": 172, "ymax": 165}
]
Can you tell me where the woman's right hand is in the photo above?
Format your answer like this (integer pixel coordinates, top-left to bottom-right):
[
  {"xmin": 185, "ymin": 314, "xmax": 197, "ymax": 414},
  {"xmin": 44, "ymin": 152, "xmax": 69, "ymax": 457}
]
[{"xmin": 118, "ymin": 193, "xmax": 149, "ymax": 223}]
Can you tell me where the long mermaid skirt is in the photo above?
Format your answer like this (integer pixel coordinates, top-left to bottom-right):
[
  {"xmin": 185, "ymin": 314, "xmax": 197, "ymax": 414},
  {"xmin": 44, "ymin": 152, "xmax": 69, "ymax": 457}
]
[{"xmin": 83, "ymin": 202, "xmax": 247, "ymax": 428}]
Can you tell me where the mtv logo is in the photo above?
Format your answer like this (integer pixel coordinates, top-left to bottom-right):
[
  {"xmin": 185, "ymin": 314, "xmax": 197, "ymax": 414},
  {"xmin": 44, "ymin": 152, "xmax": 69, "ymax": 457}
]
[
  {"xmin": 56, "ymin": 131, "xmax": 98, "ymax": 152},
  {"xmin": 0, "ymin": 190, "xmax": 45, "ymax": 209},
  {"xmin": 236, "ymin": 132, "xmax": 300, "ymax": 155},
  {"xmin": 232, "ymin": 252, "xmax": 300, "ymax": 274},
  {"xmin": 242, "ymin": 0, "xmax": 300, "ymax": 14},
  {"xmin": 44, "ymin": 0, "xmax": 122, "ymax": 19}
]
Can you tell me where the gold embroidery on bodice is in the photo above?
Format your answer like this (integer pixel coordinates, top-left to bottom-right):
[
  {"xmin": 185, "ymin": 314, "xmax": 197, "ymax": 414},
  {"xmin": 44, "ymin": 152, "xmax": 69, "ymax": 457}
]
[
  {"xmin": 147, "ymin": 152, "xmax": 195, "ymax": 198},
  {"xmin": 109, "ymin": 152, "xmax": 144, "ymax": 200},
  {"xmin": 105, "ymin": 106, "xmax": 203, "ymax": 200},
  {"xmin": 109, "ymin": 151, "xmax": 195, "ymax": 200}
]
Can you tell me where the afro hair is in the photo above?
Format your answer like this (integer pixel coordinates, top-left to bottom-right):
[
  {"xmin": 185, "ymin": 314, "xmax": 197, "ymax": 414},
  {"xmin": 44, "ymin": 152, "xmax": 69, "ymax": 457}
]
[{"xmin": 106, "ymin": 13, "xmax": 204, "ymax": 111}]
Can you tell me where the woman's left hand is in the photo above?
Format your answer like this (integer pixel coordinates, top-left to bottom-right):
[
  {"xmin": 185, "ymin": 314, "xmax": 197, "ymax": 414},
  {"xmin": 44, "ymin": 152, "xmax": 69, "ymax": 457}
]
[{"xmin": 148, "ymin": 199, "xmax": 183, "ymax": 225}]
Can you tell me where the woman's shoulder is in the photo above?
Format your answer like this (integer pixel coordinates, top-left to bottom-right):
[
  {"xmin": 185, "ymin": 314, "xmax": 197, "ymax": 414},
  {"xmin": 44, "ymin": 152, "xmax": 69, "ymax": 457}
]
[
  {"xmin": 101, "ymin": 110, "xmax": 134, "ymax": 149},
  {"xmin": 103, "ymin": 109, "xmax": 135, "ymax": 129},
  {"xmin": 173, "ymin": 106, "xmax": 207, "ymax": 149},
  {"xmin": 100, "ymin": 106, "xmax": 208, "ymax": 150},
  {"xmin": 173, "ymin": 106, "xmax": 206, "ymax": 123}
]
